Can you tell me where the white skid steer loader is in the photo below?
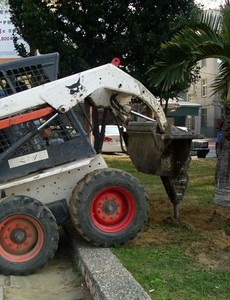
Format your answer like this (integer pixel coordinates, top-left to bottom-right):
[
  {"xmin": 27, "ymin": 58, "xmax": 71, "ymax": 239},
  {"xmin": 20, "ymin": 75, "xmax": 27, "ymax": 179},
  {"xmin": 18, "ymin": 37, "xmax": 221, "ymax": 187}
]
[{"xmin": 0, "ymin": 53, "xmax": 198, "ymax": 275}]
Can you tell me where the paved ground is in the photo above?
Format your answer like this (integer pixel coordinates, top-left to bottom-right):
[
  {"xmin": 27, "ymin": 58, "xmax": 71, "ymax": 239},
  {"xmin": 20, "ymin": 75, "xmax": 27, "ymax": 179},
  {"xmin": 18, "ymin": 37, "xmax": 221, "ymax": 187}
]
[{"xmin": 206, "ymin": 138, "xmax": 216, "ymax": 158}]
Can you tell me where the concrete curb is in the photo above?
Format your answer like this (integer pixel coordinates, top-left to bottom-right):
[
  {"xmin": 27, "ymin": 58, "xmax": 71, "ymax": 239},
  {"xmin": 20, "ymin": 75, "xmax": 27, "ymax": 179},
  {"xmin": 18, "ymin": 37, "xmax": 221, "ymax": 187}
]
[{"xmin": 67, "ymin": 226, "xmax": 151, "ymax": 300}]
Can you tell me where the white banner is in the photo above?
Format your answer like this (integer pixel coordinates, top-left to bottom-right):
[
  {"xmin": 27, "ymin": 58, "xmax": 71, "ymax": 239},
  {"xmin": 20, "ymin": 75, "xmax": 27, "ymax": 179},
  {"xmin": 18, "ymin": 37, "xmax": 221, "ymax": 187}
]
[{"xmin": 0, "ymin": 5, "xmax": 29, "ymax": 58}]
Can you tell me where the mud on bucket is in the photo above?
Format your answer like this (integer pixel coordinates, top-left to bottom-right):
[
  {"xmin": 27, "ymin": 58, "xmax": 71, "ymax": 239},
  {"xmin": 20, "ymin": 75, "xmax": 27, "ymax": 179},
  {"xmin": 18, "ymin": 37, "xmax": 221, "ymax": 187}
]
[{"xmin": 126, "ymin": 122, "xmax": 195, "ymax": 177}]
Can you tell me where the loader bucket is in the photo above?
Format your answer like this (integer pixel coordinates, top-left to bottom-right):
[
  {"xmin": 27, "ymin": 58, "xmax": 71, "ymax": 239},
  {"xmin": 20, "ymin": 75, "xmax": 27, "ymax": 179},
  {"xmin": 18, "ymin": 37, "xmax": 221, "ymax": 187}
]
[
  {"xmin": 126, "ymin": 122, "xmax": 202, "ymax": 217},
  {"xmin": 126, "ymin": 122, "xmax": 197, "ymax": 177}
]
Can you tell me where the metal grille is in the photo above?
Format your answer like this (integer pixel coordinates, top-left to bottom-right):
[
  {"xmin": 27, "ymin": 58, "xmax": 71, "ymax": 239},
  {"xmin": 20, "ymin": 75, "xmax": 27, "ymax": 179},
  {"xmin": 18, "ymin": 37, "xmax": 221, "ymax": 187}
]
[
  {"xmin": 39, "ymin": 113, "xmax": 79, "ymax": 147},
  {"xmin": 0, "ymin": 53, "xmax": 68, "ymax": 158},
  {"xmin": 0, "ymin": 121, "xmax": 44, "ymax": 156},
  {"xmin": 0, "ymin": 113, "xmax": 78, "ymax": 158},
  {"xmin": 0, "ymin": 65, "xmax": 50, "ymax": 97},
  {"xmin": 0, "ymin": 53, "xmax": 59, "ymax": 97},
  {"xmin": 0, "ymin": 71, "xmax": 14, "ymax": 96}
]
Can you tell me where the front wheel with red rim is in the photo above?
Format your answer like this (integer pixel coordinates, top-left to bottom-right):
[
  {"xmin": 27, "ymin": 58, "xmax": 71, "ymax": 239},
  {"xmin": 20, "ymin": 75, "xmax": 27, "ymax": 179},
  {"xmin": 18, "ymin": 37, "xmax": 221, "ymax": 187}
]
[
  {"xmin": 0, "ymin": 196, "xmax": 59, "ymax": 275},
  {"xmin": 70, "ymin": 168, "xmax": 148, "ymax": 247}
]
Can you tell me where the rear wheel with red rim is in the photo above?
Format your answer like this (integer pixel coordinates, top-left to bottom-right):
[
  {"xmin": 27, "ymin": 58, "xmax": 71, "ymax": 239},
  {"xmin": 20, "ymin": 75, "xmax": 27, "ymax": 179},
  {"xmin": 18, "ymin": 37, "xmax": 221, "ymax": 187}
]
[
  {"xmin": 70, "ymin": 168, "xmax": 148, "ymax": 246},
  {"xmin": 0, "ymin": 196, "xmax": 59, "ymax": 275}
]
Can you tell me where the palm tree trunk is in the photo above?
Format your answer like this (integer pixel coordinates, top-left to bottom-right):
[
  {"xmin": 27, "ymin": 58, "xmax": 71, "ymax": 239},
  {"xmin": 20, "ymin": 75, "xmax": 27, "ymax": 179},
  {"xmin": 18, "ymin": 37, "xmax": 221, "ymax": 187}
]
[{"xmin": 214, "ymin": 105, "xmax": 230, "ymax": 206}]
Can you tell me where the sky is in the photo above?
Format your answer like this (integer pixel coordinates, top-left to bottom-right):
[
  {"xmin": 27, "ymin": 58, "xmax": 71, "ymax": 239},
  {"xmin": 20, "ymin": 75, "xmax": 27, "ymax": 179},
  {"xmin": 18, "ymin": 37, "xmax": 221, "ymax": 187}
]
[{"xmin": 195, "ymin": 0, "xmax": 226, "ymax": 9}]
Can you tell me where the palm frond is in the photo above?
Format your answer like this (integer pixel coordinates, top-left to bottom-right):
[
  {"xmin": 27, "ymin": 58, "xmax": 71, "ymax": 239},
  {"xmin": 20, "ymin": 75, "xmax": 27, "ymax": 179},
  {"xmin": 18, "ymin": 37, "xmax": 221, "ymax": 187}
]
[
  {"xmin": 194, "ymin": 42, "xmax": 230, "ymax": 62},
  {"xmin": 211, "ymin": 61, "xmax": 230, "ymax": 102},
  {"xmin": 221, "ymin": 1, "xmax": 230, "ymax": 44},
  {"xmin": 149, "ymin": 26, "xmax": 225, "ymax": 91},
  {"xmin": 196, "ymin": 9, "xmax": 221, "ymax": 33},
  {"xmin": 148, "ymin": 40, "xmax": 195, "ymax": 90},
  {"xmin": 172, "ymin": 24, "xmax": 224, "ymax": 51}
]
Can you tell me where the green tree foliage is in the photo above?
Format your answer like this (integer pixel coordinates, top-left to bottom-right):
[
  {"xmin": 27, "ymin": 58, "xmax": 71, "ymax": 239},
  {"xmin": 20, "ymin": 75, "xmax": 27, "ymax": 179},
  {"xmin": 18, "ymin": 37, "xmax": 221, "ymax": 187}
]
[{"xmin": 8, "ymin": 0, "xmax": 197, "ymax": 87}]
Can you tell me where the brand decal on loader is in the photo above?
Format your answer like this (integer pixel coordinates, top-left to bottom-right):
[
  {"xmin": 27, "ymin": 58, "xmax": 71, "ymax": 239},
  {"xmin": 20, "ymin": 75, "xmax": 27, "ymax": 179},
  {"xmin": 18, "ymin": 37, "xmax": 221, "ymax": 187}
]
[{"xmin": 66, "ymin": 78, "xmax": 85, "ymax": 96}]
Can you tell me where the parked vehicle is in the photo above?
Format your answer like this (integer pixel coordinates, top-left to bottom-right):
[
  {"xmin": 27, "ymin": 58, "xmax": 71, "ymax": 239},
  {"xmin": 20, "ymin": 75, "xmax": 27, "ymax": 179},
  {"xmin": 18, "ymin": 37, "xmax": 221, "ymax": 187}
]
[
  {"xmin": 101, "ymin": 125, "xmax": 126, "ymax": 153},
  {"xmin": 177, "ymin": 127, "xmax": 210, "ymax": 158},
  {"xmin": 190, "ymin": 138, "xmax": 210, "ymax": 158}
]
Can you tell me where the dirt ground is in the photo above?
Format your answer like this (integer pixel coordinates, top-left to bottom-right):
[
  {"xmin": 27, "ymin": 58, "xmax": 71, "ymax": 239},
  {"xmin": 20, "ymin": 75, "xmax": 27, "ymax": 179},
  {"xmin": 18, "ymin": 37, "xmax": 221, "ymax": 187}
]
[{"xmin": 129, "ymin": 195, "xmax": 230, "ymax": 271}]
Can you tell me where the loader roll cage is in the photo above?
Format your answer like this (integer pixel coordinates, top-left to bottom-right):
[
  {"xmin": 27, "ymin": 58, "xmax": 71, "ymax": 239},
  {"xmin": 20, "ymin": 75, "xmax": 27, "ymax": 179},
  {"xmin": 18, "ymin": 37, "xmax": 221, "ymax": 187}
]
[
  {"xmin": 0, "ymin": 53, "xmax": 96, "ymax": 182},
  {"xmin": 0, "ymin": 53, "xmax": 59, "ymax": 97}
]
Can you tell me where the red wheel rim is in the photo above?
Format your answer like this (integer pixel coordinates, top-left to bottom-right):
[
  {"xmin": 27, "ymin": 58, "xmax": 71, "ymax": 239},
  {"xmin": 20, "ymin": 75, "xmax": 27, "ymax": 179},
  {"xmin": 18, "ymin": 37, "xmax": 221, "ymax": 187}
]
[
  {"xmin": 90, "ymin": 186, "xmax": 135, "ymax": 233},
  {"xmin": 0, "ymin": 215, "xmax": 44, "ymax": 263}
]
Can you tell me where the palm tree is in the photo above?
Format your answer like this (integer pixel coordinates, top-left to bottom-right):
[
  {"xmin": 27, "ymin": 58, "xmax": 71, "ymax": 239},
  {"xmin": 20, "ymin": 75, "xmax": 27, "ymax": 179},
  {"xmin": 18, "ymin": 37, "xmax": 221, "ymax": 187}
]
[{"xmin": 148, "ymin": 0, "xmax": 230, "ymax": 206}]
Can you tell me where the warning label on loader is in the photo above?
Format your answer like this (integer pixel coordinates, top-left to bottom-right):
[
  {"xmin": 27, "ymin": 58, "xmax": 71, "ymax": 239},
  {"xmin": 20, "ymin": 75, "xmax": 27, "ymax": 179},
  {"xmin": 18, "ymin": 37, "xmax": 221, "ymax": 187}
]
[{"xmin": 8, "ymin": 150, "xmax": 49, "ymax": 168}]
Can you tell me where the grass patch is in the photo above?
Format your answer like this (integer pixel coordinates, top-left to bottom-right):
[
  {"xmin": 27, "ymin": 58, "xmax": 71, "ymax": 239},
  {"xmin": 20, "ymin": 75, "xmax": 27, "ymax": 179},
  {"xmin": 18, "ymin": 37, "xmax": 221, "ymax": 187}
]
[
  {"xmin": 113, "ymin": 246, "xmax": 230, "ymax": 300},
  {"xmin": 183, "ymin": 159, "xmax": 216, "ymax": 206},
  {"xmin": 105, "ymin": 155, "xmax": 216, "ymax": 205}
]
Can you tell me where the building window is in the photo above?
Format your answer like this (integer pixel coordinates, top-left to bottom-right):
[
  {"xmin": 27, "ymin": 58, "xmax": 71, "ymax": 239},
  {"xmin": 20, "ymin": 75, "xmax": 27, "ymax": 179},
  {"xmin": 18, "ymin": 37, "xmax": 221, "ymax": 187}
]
[
  {"xmin": 201, "ymin": 79, "xmax": 207, "ymax": 97},
  {"xmin": 201, "ymin": 108, "xmax": 207, "ymax": 127}
]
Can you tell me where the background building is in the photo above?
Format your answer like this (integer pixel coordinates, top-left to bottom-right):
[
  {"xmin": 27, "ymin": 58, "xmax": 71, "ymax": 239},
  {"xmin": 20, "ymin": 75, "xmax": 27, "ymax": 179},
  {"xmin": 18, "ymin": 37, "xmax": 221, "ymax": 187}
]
[{"xmin": 187, "ymin": 58, "xmax": 222, "ymax": 137}]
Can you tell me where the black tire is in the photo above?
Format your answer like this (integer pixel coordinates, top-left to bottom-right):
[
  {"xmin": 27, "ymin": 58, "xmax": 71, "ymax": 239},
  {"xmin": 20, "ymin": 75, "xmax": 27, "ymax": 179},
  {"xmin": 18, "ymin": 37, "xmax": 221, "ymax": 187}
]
[
  {"xmin": 197, "ymin": 152, "xmax": 206, "ymax": 158},
  {"xmin": 0, "ymin": 196, "xmax": 59, "ymax": 275},
  {"xmin": 69, "ymin": 168, "xmax": 148, "ymax": 247}
]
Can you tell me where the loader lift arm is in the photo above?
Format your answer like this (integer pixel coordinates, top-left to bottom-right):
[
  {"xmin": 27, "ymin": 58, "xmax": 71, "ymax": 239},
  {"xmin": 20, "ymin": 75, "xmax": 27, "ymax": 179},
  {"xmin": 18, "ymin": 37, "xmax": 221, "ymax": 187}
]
[{"xmin": 0, "ymin": 63, "xmax": 168, "ymax": 131}]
